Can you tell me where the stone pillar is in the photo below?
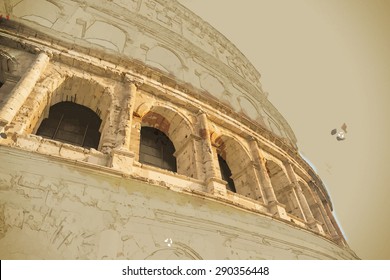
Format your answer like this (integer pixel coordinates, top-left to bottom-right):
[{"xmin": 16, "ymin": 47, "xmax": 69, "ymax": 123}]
[
  {"xmin": 284, "ymin": 162, "xmax": 326, "ymax": 234},
  {"xmin": 323, "ymin": 200, "xmax": 346, "ymax": 245},
  {"xmin": 248, "ymin": 138, "xmax": 289, "ymax": 220},
  {"xmin": 110, "ymin": 77, "xmax": 138, "ymax": 172},
  {"xmin": 197, "ymin": 111, "xmax": 227, "ymax": 197},
  {"xmin": 0, "ymin": 51, "xmax": 50, "ymax": 131},
  {"xmin": 284, "ymin": 162, "xmax": 314, "ymax": 222},
  {"xmin": 309, "ymin": 203, "xmax": 328, "ymax": 235},
  {"xmin": 173, "ymin": 133, "xmax": 202, "ymax": 179},
  {"xmin": 248, "ymin": 138, "xmax": 276, "ymax": 203},
  {"xmin": 118, "ymin": 80, "xmax": 137, "ymax": 150},
  {"xmin": 313, "ymin": 188, "xmax": 338, "ymax": 238},
  {"xmin": 13, "ymin": 73, "xmax": 66, "ymax": 135}
]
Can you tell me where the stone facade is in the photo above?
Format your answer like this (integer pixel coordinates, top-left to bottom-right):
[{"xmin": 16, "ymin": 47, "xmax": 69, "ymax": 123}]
[{"xmin": 0, "ymin": 0, "xmax": 357, "ymax": 259}]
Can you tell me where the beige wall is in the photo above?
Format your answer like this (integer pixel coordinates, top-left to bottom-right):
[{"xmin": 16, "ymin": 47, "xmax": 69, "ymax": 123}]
[
  {"xmin": 0, "ymin": 0, "xmax": 358, "ymax": 259},
  {"xmin": 0, "ymin": 146, "xmax": 357, "ymax": 259},
  {"xmin": 0, "ymin": 0, "xmax": 297, "ymax": 147}
]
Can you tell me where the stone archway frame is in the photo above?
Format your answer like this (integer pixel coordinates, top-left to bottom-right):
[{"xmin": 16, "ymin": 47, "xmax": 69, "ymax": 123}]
[
  {"xmin": 138, "ymin": 103, "xmax": 201, "ymax": 179},
  {"xmin": 262, "ymin": 155, "xmax": 305, "ymax": 221},
  {"xmin": 211, "ymin": 133, "xmax": 263, "ymax": 201},
  {"xmin": 32, "ymin": 72, "xmax": 117, "ymax": 152},
  {"xmin": 297, "ymin": 179, "xmax": 328, "ymax": 235}
]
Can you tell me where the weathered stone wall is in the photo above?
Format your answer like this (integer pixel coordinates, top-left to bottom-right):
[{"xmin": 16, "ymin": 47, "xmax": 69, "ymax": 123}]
[
  {"xmin": 0, "ymin": 0, "xmax": 297, "ymax": 147},
  {"xmin": 0, "ymin": 146, "xmax": 357, "ymax": 260},
  {"xmin": 0, "ymin": 0, "xmax": 356, "ymax": 259},
  {"xmin": 0, "ymin": 40, "xmax": 348, "ymax": 253}
]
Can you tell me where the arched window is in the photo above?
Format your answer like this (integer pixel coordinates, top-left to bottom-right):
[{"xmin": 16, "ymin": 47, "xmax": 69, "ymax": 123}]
[
  {"xmin": 218, "ymin": 154, "xmax": 236, "ymax": 193},
  {"xmin": 36, "ymin": 101, "xmax": 101, "ymax": 149},
  {"xmin": 139, "ymin": 126, "xmax": 177, "ymax": 172},
  {"xmin": 265, "ymin": 160, "xmax": 304, "ymax": 220}
]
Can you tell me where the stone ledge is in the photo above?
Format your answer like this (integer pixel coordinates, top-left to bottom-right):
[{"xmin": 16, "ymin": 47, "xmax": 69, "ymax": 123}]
[{"xmin": 12, "ymin": 133, "xmax": 109, "ymax": 166}]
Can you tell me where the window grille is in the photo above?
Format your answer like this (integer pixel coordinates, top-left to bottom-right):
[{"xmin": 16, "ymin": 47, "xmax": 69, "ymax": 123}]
[
  {"xmin": 139, "ymin": 126, "xmax": 177, "ymax": 172},
  {"xmin": 36, "ymin": 101, "xmax": 101, "ymax": 149}
]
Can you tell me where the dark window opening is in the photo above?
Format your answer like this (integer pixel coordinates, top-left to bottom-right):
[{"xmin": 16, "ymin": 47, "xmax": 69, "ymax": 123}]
[
  {"xmin": 0, "ymin": 81, "xmax": 3, "ymax": 88},
  {"xmin": 218, "ymin": 154, "xmax": 236, "ymax": 193},
  {"xmin": 139, "ymin": 126, "xmax": 177, "ymax": 172},
  {"xmin": 36, "ymin": 101, "xmax": 101, "ymax": 149}
]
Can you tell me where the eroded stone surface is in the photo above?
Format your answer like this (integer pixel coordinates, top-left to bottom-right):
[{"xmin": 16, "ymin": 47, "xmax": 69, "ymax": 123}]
[
  {"xmin": 0, "ymin": 147, "xmax": 357, "ymax": 259},
  {"xmin": 0, "ymin": 0, "xmax": 356, "ymax": 259}
]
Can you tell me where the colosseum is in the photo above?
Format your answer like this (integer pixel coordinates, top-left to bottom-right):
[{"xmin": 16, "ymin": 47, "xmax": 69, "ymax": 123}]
[{"xmin": 0, "ymin": 0, "xmax": 358, "ymax": 259}]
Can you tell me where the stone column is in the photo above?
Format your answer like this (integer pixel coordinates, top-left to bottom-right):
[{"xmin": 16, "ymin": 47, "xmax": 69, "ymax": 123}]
[
  {"xmin": 248, "ymin": 138, "xmax": 276, "ymax": 203},
  {"xmin": 110, "ymin": 77, "xmax": 138, "ymax": 172},
  {"xmin": 0, "ymin": 51, "xmax": 50, "ymax": 131},
  {"xmin": 173, "ymin": 133, "xmax": 202, "ymax": 179},
  {"xmin": 323, "ymin": 200, "xmax": 346, "ymax": 245},
  {"xmin": 249, "ymin": 138, "xmax": 289, "ymax": 220},
  {"xmin": 284, "ymin": 161, "xmax": 314, "ymax": 222},
  {"xmin": 309, "ymin": 203, "xmax": 328, "ymax": 235},
  {"xmin": 12, "ymin": 73, "xmax": 66, "ymax": 135},
  {"xmin": 197, "ymin": 111, "xmax": 227, "ymax": 197},
  {"xmin": 312, "ymin": 191, "xmax": 338, "ymax": 239},
  {"xmin": 118, "ymin": 80, "xmax": 137, "ymax": 150}
]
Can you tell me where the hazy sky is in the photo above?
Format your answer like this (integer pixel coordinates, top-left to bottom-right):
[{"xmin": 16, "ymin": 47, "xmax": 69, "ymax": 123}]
[{"xmin": 178, "ymin": 0, "xmax": 390, "ymax": 259}]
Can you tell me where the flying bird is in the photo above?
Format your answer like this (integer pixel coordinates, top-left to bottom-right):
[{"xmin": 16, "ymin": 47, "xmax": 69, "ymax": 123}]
[
  {"xmin": 331, "ymin": 123, "xmax": 347, "ymax": 141},
  {"xmin": 336, "ymin": 131, "xmax": 345, "ymax": 141}
]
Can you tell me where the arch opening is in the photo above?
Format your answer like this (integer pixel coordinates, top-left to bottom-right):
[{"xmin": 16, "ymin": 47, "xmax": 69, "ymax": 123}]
[
  {"xmin": 138, "ymin": 106, "xmax": 196, "ymax": 178},
  {"xmin": 217, "ymin": 154, "xmax": 236, "ymax": 192},
  {"xmin": 215, "ymin": 135, "xmax": 262, "ymax": 201},
  {"xmin": 139, "ymin": 126, "xmax": 177, "ymax": 172},
  {"xmin": 266, "ymin": 160, "xmax": 304, "ymax": 220},
  {"xmin": 299, "ymin": 181, "xmax": 330, "ymax": 234},
  {"xmin": 36, "ymin": 101, "xmax": 102, "ymax": 149}
]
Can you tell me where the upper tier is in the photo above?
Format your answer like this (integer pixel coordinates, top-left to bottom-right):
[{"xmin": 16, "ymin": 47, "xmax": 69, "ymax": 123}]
[{"xmin": 0, "ymin": 0, "xmax": 297, "ymax": 147}]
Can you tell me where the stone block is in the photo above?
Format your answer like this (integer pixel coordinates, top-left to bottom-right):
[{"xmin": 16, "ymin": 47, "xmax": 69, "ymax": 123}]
[
  {"xmin": 206, "ymin": 177, "xmax": 227, "ymax": 197},
  {"xmin": 87, "ymin": 149, "xmax": 108, "ymax": 166},
  {"xmin": 110, "ymin": 149, "xmax": 135, "ymax": 173},
  {"xmin": 309, "ymin": 221, "xmax": 325, "ymax": 235},
  {"xmin": 37, "ymin": 139, "xmax": 61, "ymax": 156},
  {"xmin": 59, "ymin": 144, "xmax": 87, "ymax": 161},
  {"xmin": 268, "ymin": 201, "xmax": 289, "ymax": 221},
  {"xmin": 15, "ymin": 134, "xmax": 41, "ymax": 151}
]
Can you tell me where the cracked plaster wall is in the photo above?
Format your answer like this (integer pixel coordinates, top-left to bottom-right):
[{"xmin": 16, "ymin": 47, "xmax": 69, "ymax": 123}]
[
  {"xmin": 0, "ymin": 147, "xmax": 357, "ymax": 260},
  {"xmin": 0, "ymin": 41, "xmax": 351, "ymax": 258},
  {"xmin": 0, "ymin": 0, "xmax": 357, "ymax": 259}
]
